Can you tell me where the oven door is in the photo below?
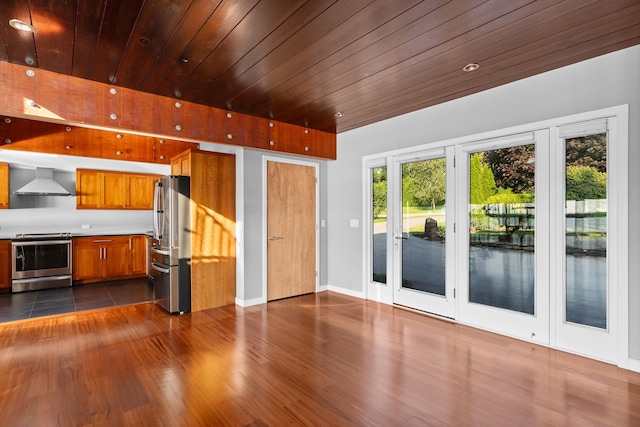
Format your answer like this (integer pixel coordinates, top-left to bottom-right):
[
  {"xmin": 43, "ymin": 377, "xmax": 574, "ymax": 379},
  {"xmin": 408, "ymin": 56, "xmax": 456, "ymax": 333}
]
[{"xmin": 12, "ymin": 240, "xmax": 72, "ymax": 280}]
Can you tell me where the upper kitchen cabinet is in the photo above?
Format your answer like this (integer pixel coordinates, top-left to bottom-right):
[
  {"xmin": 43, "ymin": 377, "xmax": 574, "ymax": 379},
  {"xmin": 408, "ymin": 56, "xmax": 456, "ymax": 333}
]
[
  {"xmin": 0, "ymin": 163, "xmax": 9, "ymax": 209},
  {"xmin": 76, "ymin": 169, "xmax": 161, "ymax": 210},
  {"xmin": 128, "ymin": 174, "xmax": 159, "ymax": 210},
  {"xmin": 170, "ymin": 151, "xmax": 191, "ymax": 176}
]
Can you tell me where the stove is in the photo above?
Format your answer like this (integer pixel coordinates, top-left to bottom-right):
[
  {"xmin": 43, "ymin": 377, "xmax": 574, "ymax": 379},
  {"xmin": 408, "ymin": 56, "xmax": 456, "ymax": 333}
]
[
  {"xmin": 13, "ymin": 232, "xmax": 73, "ymax": 241},
  {"xmin": 11, "ymin": 233, "xmax": 73, "ymax": 293}
]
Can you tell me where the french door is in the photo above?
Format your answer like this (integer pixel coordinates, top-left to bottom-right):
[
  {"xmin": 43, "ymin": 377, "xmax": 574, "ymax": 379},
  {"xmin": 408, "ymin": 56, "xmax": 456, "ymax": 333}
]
[
  {"xmin": 456, "ymin": 131, "xmax": 550, "ymax": 344},
  {"xmin": 550, "ymin": 119, "xmax": 618, "ymax": 362},
  {"xmin": 456, "ymin": 125, "xmax": 617, "ymax": 360},
  {"xmin": 369, "ymin": 111, "xmax": 625, "ymax": 364},
  {"xmin": 392, "ymin": 148, "xmax": 456, "ymax": 318}
]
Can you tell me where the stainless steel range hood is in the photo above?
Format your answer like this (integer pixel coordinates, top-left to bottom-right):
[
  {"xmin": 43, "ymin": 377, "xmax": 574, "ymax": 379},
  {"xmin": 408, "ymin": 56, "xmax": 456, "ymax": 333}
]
[{"xmin": 13, "ymin": 167, "xmax": 71, "ymax": 196}]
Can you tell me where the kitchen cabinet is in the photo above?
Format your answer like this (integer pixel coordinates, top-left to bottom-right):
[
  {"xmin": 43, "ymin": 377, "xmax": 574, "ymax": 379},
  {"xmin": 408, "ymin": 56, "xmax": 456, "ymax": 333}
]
[
  {"xmin": 73, "ymin": 235, "xmax": 146, "ymax": 284},
  {"xmin": 76, "ymin": 169, "xmax": 160, "ymax": 209},
  {"xmin": 170, "ymin": 149, "xmax": 236, "ymax": 311},
  {"xmin": 0, "ymin": 162, "xmax": 9, "ymax": 209},
  {"xmin": 170, "ymin": 152, "xmax": 191, "ymax": 176},
  {"xmin": 130, "ymin": 235, "xmax": 147, "ymax": 276},
  {"xmin": 0, "ymin": 240, "xmax": 11, "ymax": 291}
]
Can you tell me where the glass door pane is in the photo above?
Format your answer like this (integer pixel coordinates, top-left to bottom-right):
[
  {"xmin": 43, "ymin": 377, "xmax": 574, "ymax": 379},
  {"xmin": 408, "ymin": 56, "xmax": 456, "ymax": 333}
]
[
  {"xmin": 401, "ymin": 158, "xmax": 446, "ymax": 295},
  {"xmin": 371, "ymin": 166, "xmax": 387, "ymax": 284},
  {"xmin": 553, "ymin": 117, "xmax": 619, "ymax": 363},
  {"xmin": 468, "ymin": 144, "xmax": 536, "ymax": 314},
  {"xmin": 564, "ymin": 133, "xmax": 607, "ymax": 329}
]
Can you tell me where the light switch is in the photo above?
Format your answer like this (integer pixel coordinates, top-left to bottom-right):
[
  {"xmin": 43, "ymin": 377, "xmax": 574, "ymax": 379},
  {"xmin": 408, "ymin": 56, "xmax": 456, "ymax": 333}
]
[{"xmin": 350, "ymin": 219, "xmax": 359, "ymax": 228}]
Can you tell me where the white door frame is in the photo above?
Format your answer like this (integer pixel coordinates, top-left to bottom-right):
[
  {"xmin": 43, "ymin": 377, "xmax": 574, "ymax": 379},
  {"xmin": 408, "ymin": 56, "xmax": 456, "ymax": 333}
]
[{"xmin": 364, "ymin": 156, "xmax": 394, "ymax": 304}]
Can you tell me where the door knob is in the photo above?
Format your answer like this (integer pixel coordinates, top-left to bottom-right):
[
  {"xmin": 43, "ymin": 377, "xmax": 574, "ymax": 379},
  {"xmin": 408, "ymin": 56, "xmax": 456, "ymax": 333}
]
[{"xmin": 268, "ymin": 235, "xmax": 284, "ymax": 241}]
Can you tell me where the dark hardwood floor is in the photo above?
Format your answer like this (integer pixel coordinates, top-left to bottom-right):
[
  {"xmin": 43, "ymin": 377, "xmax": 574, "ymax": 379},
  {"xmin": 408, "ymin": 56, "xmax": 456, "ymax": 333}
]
[{"xmin": 1, "ymin": 291, "xmax": 639, "ymax": 426}]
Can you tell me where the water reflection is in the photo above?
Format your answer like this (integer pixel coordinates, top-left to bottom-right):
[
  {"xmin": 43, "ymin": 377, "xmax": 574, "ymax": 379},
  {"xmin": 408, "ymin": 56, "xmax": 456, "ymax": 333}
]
[{"xmin": 374, "ymin": 232, "xmax": 606, "ymax": 328}]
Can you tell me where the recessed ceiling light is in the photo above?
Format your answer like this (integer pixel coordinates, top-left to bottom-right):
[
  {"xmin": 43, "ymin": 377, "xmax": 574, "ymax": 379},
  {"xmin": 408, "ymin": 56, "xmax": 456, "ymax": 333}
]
[
  {"xmin": 335, "ymin": 112, "xmax": 344, "ymax": 118},
  {"xmin": 463, "ymin": 63, "xmax": 480, "ymax": 72},
  {"xmin": 9, "ymin": 19, "xmax": 34, "ymax": 32}
]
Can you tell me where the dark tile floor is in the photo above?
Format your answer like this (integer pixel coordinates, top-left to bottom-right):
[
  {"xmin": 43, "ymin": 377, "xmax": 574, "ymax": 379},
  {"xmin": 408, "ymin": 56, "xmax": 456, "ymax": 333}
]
[{"xmin": 0, "ymin": 278, "xmax": 154, "ymax": 323}]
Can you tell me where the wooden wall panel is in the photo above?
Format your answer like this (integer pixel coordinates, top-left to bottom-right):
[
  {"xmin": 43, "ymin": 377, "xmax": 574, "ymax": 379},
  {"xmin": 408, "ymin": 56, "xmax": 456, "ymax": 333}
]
[
  {"xmin": 269, "ymin": 121, "xmax": 336, "ymax": 159},
  {"xmin": 0, "ymin": 115, "xmax": 197, "ymax": 164},
  {"xmin": 0, "ymin": 61, "xmax": 336, "ymax": 160},
  {"xmin": 154, "ymin": 138, "xmax": 195, "ymax": 163}
]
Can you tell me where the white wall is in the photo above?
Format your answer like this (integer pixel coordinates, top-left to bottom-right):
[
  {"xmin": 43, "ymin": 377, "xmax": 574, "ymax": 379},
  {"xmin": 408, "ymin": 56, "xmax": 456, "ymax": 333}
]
[
  {"xmin": 0, "ymin": 151, "xmax": 169, "ymax": 236},
  {"xmin": 328, "ymin": 45, "xmax": 640, "ymax": 357}
]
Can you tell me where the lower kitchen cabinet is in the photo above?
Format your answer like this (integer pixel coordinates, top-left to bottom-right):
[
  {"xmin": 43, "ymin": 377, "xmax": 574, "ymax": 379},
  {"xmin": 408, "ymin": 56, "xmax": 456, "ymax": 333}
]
[
  {"xmin": 73, "ymin": 235, "xmax": 146, "ymax": 284},
  {"xmin": 0, "ymin": 240, "xmax": 11, "ymax": 291},
  {"xmin": 130, "ymin": 235, "xmax": 147, "ymax": 276}
]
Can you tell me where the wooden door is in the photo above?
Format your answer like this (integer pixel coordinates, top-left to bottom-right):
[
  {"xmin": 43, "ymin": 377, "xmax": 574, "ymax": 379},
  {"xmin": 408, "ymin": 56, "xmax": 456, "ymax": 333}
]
[{"xmin": 267, "ymin": 161, "xmax": 316, "ymax": 301}]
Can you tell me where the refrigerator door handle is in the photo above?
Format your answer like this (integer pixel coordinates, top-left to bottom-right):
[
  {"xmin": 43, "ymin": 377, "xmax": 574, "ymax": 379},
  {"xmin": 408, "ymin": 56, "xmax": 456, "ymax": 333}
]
[
  {"xmin": 151, "ymin": 247, "xmax": 170, "ymax": 256},
  {"xmin": 153, "ymin": 182, "xmax": 159, "ymax": 238},
  {"xmin": 151, "ymin": 261, "xmax": 171, "ymax": 274},
  {"xmin": 153, "ymin": 181, "xmax": 164, "ymax": 240}
]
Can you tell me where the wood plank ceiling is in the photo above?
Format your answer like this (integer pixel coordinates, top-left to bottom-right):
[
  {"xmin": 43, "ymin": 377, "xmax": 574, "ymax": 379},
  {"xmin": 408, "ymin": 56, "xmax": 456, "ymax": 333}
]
[{"xmin": 1, "ymin": 0, "xmax": 640, "ymax": 135}]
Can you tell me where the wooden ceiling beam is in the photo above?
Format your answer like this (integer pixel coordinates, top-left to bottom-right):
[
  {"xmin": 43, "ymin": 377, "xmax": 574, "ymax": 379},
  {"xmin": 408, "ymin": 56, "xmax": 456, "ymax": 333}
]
[{"xmin": 0, "ymin": 61, "xmax": 336, "ymax": 160}]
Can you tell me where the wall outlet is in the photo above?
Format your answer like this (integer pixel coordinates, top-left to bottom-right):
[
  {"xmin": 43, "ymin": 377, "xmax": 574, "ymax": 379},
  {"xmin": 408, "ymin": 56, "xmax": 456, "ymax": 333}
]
[
  {"xmin": 350, "ymin": 219, "xmax": 359, "ymax": 228},
  {"xmin": 82, "ymin": 224, "xmax": 91, "ymax": 229}
]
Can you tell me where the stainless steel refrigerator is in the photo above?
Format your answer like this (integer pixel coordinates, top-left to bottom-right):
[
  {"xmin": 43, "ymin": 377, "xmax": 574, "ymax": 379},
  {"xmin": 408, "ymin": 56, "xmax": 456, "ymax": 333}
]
[{"xmin": 151, "ymin": 175, "xmax": 191, "ymax": 314}]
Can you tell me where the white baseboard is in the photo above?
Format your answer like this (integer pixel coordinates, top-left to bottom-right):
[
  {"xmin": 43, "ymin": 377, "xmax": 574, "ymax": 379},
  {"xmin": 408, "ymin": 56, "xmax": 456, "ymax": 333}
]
[
  {"xmin": 625, "ymin": 358, "xmax": 640, "ymax": 373},
  {"xmin": 326, "ymin": 284, "xmax": 365, "ymax": 299},
  {"xmin": 235, "ymin": 296, "xmax": 267, "ymax": 307}
]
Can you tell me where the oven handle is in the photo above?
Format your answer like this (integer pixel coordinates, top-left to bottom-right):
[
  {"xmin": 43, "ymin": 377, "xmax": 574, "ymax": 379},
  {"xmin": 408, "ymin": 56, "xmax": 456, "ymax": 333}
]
[
  {"xmin": 15, "ymin": 245, "xmax": 24, "ymax": 273},
  {"xmin": 11, "ymin": 240, "xmax": 72, "ymax": 246},
  {"xmin": 151, "ymin": 262, "xmax": 171, "ymax": 274},
  {"xmin": 151, "ymin": 247, "xmax": 170, "ymax": 256},
  {"xmin": 12, "ymin": 275, "xmax": 72, "ymax": 284}
]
